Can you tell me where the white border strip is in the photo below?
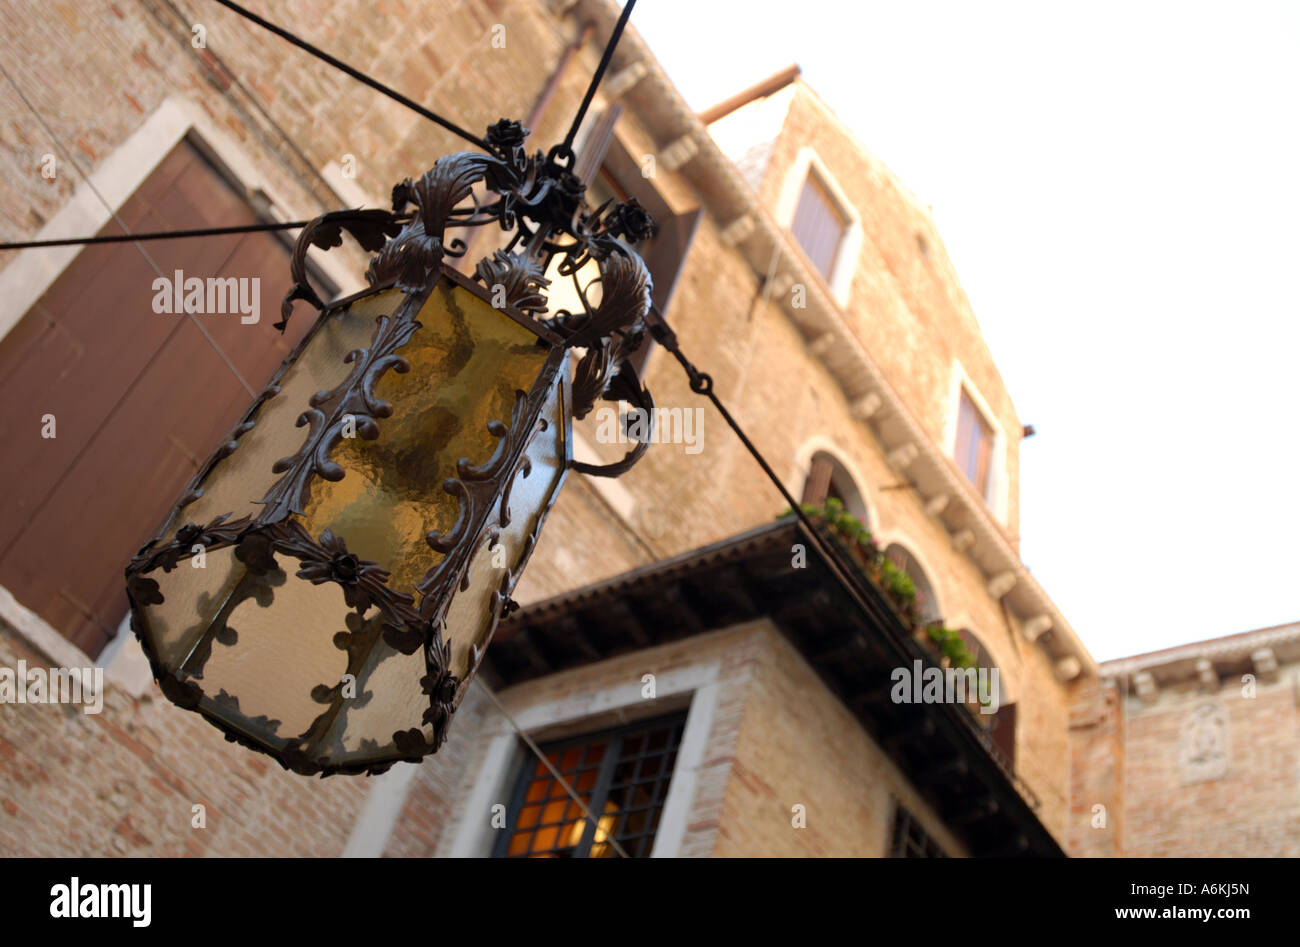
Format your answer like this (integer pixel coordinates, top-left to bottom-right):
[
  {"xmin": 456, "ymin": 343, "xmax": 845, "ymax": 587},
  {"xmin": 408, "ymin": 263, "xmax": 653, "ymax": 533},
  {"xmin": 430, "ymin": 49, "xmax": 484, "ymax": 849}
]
[{"xmin": 342, "ymin": 761, "xmax": 423, "ymax": 857}]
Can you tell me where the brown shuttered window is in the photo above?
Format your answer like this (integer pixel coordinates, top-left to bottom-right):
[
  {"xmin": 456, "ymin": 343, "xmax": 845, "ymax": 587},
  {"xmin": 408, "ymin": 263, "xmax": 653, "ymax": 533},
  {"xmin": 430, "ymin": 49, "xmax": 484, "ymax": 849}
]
[
  {"xmin": 790, "ymin": 171, "xmax": 848, "ymax": 281},
  {"xmin": 0, "ymin": 140, "xmax": 307, "ymax": 656}
]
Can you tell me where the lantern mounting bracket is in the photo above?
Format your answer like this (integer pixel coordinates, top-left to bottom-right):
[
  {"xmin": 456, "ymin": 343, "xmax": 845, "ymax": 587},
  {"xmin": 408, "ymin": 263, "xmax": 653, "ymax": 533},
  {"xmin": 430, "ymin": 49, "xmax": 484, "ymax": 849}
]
[{"xmin": 279, "ymin": 118, "xmax": 659, "ymax": 477}]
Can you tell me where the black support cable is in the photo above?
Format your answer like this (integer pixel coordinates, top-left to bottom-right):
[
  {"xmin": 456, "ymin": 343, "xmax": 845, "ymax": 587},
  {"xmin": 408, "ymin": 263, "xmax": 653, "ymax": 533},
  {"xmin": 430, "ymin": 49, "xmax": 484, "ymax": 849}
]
[
  {"xmin": 562, "ymin": 0, "xmax": 638, "ymax": 152},
  {"xmin": 210, "ymin": 0, "xmax": 490, "ymax": 151},
  {"xmin": 7, "ymin": 0, "xmax": 648, "ymax": 252},
  {"xmin": 0, "ymin": 219, "xmax": 311, "ymax": 251},
  {"xmin": 646, "ymin": 308, "xmax": 846, "ymax": 565}
]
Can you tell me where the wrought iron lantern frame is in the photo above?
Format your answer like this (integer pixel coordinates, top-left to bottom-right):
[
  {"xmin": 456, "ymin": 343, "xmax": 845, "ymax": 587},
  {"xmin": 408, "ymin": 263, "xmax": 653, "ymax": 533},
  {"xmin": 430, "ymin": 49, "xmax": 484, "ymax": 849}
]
[{"xmin": 123, "ymin": 120, "xmax": 658, "ymax": 776}]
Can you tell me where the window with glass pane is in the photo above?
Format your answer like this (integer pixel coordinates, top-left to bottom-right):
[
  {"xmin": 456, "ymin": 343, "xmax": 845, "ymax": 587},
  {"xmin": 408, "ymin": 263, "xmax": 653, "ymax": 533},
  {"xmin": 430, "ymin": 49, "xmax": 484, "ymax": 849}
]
[
  {"xmin": 790, "ymin": 171, "xmax": 848, "ymax": 281},
  {"xmin": 889, "ymin": 803, "xmax": 947, "ymax": 858},
  {"xmin": 953, "ymin": 389, "xmax": 994, "ymax": 497},
  {"xmin": 494, "ymin": 712, "xmax": 687, "ymax": 858}
]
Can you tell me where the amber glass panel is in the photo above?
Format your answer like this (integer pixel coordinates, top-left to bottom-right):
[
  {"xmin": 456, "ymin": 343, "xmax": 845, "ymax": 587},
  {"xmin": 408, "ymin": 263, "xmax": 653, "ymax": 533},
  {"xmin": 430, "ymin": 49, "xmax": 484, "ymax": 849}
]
[
  {"xmin": 439, "ymin": 371, "xmax": 567, "ymax": 678},
  {"xmin": 298, "ymin": 277, "xmax": 550, "ymax": 596},
  {"xmin": 178, "ymin": 291, "xmax": 397, "ymax": 533},
  {"xmin": 319, "ymin": 631, "xmax": 431, "ymax": 762}
]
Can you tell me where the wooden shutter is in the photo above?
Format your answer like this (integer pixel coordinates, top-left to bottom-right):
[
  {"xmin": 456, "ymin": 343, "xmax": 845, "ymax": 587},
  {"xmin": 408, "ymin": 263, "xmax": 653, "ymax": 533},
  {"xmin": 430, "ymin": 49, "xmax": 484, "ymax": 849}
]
[
  {"xmin": 801, "ymin": 454, "xmax": 834, "ymax": 505},
  {"xmin": 0, "ymin": 140, "xmax": 304, "ymax": 655},
  {"xmin": 955, "ymin": 390, "xmax": 993, "ymax": 496},
  {"xmin": 790, "ymin": 172, "xmax": 846, "ymax": 281},
  {"xmin": 990, "ymin": 701, "xmax": 1017, "ymax": 768}
]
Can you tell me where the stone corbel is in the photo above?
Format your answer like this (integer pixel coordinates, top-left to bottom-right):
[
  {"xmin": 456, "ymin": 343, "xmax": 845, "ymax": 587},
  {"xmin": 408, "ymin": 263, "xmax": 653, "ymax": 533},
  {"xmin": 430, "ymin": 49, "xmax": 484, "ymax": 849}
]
[
  {"xmin": 924, "ymin": 494, "xmax": 950, "ymax": 517},
  {"xmin": 1251, "ymin": 647, "xmax": 1278, "ymax": 684},
  {"xmin": 850, "ymin": 392, "xmax": 882, "ymax": 421},
  {"xmin": 1196, "ymin": 658, "xmax": 1219, "ymax": 692},
  {"xmin": 887, "ymin": 443, "xmax": 918, "ymax": 470},
  {"xmin": 987, "ymin": 571, "xmax": 1017, "ymax": 600},
  {"xmin": 603, "ymin": 60, "xmax": 648, "ymax": 99},
  {"xmin": 660, "ymin": 132, "xmax": 699, "ymax": 172},
  {"xmin": 1056, "ymin": 656, "xmax": 1082, "ymax": 681},
  {"xmin": 720, "ymin": 214, "xmax": 754, "ymax": 246},
  {"xmin": 1134, "ymin": 670, "xmax": 1158, "ymax": 704},
  {"xmin": 1022, "ymin": 614, "xmax": 1052, "ymax": 643}
]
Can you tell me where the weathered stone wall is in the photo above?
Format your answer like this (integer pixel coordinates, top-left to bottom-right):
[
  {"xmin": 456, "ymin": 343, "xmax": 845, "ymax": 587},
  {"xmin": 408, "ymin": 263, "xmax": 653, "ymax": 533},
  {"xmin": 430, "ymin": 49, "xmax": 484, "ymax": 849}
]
[{"xmin": 1068, "ymin": 655, "xmax": 1300, "ymax": 857}]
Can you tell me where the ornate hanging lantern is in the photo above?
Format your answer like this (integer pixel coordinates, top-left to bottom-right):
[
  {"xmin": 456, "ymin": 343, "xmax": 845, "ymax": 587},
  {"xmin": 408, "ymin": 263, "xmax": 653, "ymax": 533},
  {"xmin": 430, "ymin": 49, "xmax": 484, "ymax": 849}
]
[{"xmin": 124, "ymin": 121, "xmax": 657, "ymax": 775}]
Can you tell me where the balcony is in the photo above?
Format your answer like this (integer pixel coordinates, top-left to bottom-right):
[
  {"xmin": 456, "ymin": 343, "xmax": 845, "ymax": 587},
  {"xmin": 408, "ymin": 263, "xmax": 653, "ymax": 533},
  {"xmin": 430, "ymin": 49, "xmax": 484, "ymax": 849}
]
[{"xmin": 491, "ymin": 518, "xmax": 1062, "ymax": 857}]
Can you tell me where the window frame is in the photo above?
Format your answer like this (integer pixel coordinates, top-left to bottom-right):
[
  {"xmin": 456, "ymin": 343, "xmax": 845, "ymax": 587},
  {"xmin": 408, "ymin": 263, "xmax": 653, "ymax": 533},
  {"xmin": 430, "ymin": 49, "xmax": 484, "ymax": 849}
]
[
  {"xmin": 775, "ymin": 147, "xmax": 862, "ymax": 305},
  {"xmin": 444, "ymin": 662, "xmax": 720, "ymax": 857},
  {"xmin": 883, "ymin": 540, "xmax": 944, "ymax": 626},
  {"xmin": 799, "ymin": 448, "xmax": 871, "ymax": 527},
  {"xmin": 954, "ymin": 388, "xmax": 995, "ymax": 498},
  {"xmin": 790, "ymin": 168, "xmax": 849, "ymax": 282},
  {"xmin": 942, "ymin": 361, "xmax": 1009, "ymax": 522},
  {"xmin": 492, "ymin": 710, "xmax": 689, "ymax": 858},
  {"xmin": 888, "ymin": 801, "xmax": 948, "ymax": 858}
]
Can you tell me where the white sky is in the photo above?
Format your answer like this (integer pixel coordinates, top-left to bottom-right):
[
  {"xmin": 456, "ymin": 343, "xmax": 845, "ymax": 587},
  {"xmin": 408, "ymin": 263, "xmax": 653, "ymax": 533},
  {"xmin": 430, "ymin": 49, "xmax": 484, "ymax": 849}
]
[{"xmin": 629, "ymin": 0, "xmax": 1300, "ymax": 660}]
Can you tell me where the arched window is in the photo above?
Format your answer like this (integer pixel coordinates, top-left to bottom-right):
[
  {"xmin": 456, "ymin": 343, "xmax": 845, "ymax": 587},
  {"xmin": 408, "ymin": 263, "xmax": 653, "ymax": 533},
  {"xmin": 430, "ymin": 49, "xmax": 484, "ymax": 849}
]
[
  {"xmin": 801, "ymin": 450, "xmax": 869, "ymax": 526},
  {"xmin": 957, "ymin": 628, "xmax": 1016, "ymax": 768},
  {"xmin": 957, "ymin": 630, "xmax": 1001, "ymax": 703},
  {"xmin": 883, "ymin": 543, "xmax": 941, "ymax": 625}
]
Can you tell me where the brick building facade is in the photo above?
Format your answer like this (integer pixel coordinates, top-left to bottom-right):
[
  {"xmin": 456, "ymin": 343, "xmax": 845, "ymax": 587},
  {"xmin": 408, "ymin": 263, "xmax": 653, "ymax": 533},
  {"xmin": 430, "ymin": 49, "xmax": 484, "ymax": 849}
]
[{"xmin": 0, "ymin": 0, "xmax": 1290, "ymax": 857}]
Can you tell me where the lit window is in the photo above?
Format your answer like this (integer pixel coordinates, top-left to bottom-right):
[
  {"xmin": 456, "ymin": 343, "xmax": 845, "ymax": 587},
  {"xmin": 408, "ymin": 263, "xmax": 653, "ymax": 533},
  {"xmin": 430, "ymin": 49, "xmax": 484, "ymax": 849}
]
[
  {"xmin": 954, "ymin": 389, "xmax": 994, "ymax": 498},
  {"xmin": 889, "ymin": 803, "xmax": 947, "ymax": 858},
  {"xmin": 790, "ymin": 171, "xmax": 848, "ymax": 281},
  {"xmin": 494, "ymin": 712, "xmax": 686, "ymax": 858}
]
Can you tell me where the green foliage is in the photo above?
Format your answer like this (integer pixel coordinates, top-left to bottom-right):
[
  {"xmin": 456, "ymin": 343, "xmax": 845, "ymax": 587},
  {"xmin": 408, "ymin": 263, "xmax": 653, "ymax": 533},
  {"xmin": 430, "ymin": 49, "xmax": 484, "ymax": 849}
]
[
  {"xmin": 926, "ymin": 625, "xmax": 978, "ymax": 670},
  {"xmin": 778, "ymin": 498, "xmax": 978, "ymax": 670},
  {"xmin": 878, "ymin": 556, "xmax": 916, "ymax": 606}
]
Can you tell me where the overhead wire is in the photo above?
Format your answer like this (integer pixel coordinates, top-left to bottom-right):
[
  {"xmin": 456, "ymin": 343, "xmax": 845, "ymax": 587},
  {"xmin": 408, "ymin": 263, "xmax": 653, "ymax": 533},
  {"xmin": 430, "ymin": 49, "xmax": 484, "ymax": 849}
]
[{"xmin": 0, "ymin": 220, "xmax": 310, "ymax": 251}]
